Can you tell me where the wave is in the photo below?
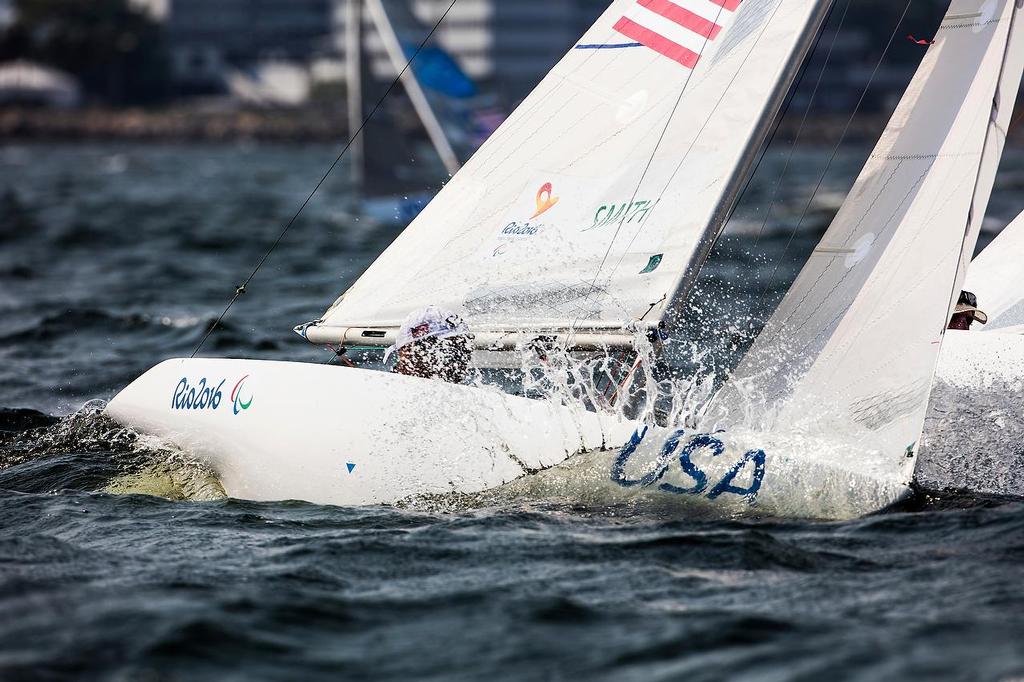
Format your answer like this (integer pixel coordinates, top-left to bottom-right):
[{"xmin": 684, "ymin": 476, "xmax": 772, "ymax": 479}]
[
  {"xmin": 0, "ymin": 306, "xmax": 276, "ymax": 351},
  {"xmin": 0, "ymin": 402, "xmax": 224, "ymax": 501}
]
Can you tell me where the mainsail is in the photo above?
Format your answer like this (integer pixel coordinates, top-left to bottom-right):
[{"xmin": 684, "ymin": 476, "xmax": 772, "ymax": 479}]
[
  {"xmin": 710, "ymin": 0, "xmax": 1024, "ymax": 482},
  {"xmin": 304, "ymin": 0, "xmax": 835, "ymax": 346}
]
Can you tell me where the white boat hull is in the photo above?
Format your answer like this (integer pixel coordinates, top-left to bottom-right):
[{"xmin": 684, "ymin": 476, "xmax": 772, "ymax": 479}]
[
  {"xmin": 106, "ymin": 358, "xmax": 919, "ymax": 519},
  {"xmin": 105, "ymin": 359, "xmax": 636, "ymax": 506},
  {"xmin": 100, "ymin": 346, "xmax": 1020, "ymax": 512},
  {"xmin": 918, "ymin": 330, "xmax": 1024, "ymax": 498}
]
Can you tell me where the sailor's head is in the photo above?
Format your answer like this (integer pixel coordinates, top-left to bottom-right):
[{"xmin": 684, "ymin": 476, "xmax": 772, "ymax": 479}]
[
  {"xmin": 948, "ymin": 290, "xmax": 988, "ymax": 331},
  {"xmin": 387, "ymin": 306, "xmax": 473, "ymax": 383}
]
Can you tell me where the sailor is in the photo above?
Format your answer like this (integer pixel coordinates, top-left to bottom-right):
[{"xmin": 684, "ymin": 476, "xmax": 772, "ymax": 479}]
[
  {"xmin": 947, "ymin": 290, "xmax": 988, "ymax": 331},
  {"xmin": 385, "ymin": 305, "xmax": 474, "ymax": 383}
]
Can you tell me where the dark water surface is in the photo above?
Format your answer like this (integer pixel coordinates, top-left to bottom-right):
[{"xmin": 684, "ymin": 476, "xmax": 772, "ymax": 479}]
[{"xmin": 2, "ymin": 143, "xmax": 1024, "ymax": 680}]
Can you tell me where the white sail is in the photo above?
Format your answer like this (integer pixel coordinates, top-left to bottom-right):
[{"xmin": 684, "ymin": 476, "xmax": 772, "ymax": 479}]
[
  {"xmin": 964, "ymin": 209, "xmax": 1024, "ymax": 330},
  {"xmin": 711, "ymin": 0, "xmax": 1024, "ymax": 489},
  {"xmin": 308, "ymin": 0, "xmax": 834, "ymax": 343}
]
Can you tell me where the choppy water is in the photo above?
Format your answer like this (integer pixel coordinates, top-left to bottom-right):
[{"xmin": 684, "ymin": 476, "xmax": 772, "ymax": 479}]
[{"xmin": 3, "ymin": 143, "xmax": 1024, "ymax": 680}]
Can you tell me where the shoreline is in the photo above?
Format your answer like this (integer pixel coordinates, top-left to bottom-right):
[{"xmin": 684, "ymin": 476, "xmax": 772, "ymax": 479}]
[
  {"xmin": 5, "ymin": 106, "xmax": 1024, "ymax": 147},
  {"xmin": 0, "ymin": 106, "xmax": 349, "ymax": 143}
]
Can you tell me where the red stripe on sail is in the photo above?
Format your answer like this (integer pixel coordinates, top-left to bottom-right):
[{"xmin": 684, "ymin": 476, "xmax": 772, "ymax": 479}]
[
  {"xmin": 613, "ymin": 17, "xmax": 701, "ymax": 68},
  {"xmin": 709, "ymin": 0, "xmax": 742, "ymax": 10},
  {"xmin": 638, "ymin": 0, "xmax": 722, "ymax": 39}
]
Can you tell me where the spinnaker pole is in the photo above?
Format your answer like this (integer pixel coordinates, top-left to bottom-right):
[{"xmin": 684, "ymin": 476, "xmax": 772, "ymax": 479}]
[{"xmin": 345, "ymin": 0, "xmax": 365, "ymax": 191}]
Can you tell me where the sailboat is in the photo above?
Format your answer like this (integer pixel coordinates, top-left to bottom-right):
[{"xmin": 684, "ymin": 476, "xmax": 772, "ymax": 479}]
[
  {"xmin": 919, "ymin": 208, "xmax": 1024, "ymax": 498},
  {"xmin": 106, "ymin": 0, "xmax": 1023, "ymax": 519},
  {"xmin": 346, "ymin": 0, "xmax": 501, "ymax": 225},
  {"xmin": 958, "ymin": 208, "xmax": 1024, "ymax": 333},
  {"xmin": 607, "ymin": 0, "xmax": 1024, "ymax": 518}
]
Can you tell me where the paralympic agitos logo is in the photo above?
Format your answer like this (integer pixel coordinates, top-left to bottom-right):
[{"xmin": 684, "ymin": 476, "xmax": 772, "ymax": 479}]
[
  {"xmin": 230, "ymin": 375, "xmax": 254, "ymax": 415},
  {"xmin": 172, "ymin": 375, "xmax": 254, "ymax": 415}
]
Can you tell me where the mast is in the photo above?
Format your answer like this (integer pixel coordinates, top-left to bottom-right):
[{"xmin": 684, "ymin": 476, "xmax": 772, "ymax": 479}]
[
  {"xmin": 364, "ymin": 0, "xmax": 462, "ymax": 177},
  {"xmin": 345, "ymin": 0, "xmax": 365, "ymax": 191},
  {"xmin": 662, "ymin": 0, "xmax": 837, "ymax": 327}
]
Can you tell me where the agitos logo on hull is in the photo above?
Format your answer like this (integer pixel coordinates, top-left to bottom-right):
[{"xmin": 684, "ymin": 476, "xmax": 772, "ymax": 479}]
[
  {"xmin": 172, "ymin": 376, "xmax": 254, "ymax": 415},
  {"xmin": 231, "ymin": 375, "xmax": 254, "ymax": 415}
]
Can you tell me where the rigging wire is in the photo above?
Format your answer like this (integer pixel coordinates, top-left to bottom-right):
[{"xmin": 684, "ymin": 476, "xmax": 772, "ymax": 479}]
[
  {"xmin": 190, "ymin": 0, "xmax": 461, "ymax": 359},
  {"xmin": 562, "ymin": 2, "xmax": 729, "ymax": 352},
  {"xmin": 750, "ymin": 0, "xmax": 916, "ymax": 311},
  {"xmin": 593, "ymin": 0, "xmax": 823, "ymax": 405},
  {"xmin": 601, "ymin": 0, "xmax": 824, "ymax": 310},
  {"xmin": 746, "ymin": 0, "xmax": 853, "ymax": 264}
]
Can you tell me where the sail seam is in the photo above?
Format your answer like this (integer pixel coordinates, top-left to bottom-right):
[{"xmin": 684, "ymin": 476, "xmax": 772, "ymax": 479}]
[
  {"xmin": 871, "ymin": 152, "xmax": 981, "ymax": 161},
  {"xmin": 782, "ymin": 161, "xmax": 932, "ymax": 344},
  {"xmin": 943, "ymin": 19, "xmax": 1004, "ymax": 29}
]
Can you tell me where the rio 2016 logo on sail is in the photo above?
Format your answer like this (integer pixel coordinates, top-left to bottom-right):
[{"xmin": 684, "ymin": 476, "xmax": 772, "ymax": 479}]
[
  {"xmin": 611, "ymin": 426, "xmax": 766, "ymax": 503},
  {"xmin": 172, "ymin": 376, "xmax": 254, "ymax": 415},
  {"xmin": 495, "ymin": 182, "xmax": 559, "ymax": 248}
]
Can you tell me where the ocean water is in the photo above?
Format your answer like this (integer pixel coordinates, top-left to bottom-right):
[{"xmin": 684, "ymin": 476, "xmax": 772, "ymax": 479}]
[{"xmin": 2, "ymin": 143, "xmax": 1024, "ymax": 681}]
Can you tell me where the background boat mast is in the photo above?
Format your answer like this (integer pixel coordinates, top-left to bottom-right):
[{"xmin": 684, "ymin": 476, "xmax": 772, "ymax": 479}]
[
  {"xmin": 346, "ymin": 0, "xmax": 365, "ymax": 191},
  {"xmin": 364, "ymin": 0, "xmax": 462, "ymax": 177}
]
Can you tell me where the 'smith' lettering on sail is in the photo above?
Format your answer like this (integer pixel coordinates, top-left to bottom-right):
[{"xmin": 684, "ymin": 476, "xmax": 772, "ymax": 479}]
[{"xmin": 612, "ymin": 0, "xmax": 742, "ymax": 68}]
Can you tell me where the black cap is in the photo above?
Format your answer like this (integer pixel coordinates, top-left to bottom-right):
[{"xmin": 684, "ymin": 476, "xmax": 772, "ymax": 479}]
[{"xmin": 958, "ymin": 290, "xmax": 978, "ymax": 308}]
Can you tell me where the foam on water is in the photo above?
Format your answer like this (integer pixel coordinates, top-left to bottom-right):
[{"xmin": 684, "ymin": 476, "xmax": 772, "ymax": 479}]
[
  {"xmin": 436, "ymin": 315, "xmax": 916, "ymax": 520},
  {"xmin": 920, "ymin": 378, "xmax": 1024, "ymax": 498},
  {"xmin": 102, "ymin": 444, "xmax": 226, "ymax": 502}
]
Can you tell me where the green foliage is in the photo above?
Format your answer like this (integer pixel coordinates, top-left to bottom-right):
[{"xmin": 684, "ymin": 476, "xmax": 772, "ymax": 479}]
[{"xmin": 0, "ymin": 0, "xmax": 170, "ymax": 105}]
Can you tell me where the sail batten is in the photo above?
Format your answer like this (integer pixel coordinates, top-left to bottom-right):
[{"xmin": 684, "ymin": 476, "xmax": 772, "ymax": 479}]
[{"xmin": 312, "ymin": 0, "xmax": 835, "ymax": 340}]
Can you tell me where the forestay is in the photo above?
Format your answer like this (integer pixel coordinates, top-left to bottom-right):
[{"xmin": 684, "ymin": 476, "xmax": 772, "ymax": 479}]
[
  {"xmin": 964, "ymin": 208, "xmax": 1024, "ymax": 330},
  {"xmin": 307, "ymin": 0, "xmax": 834, "ymax": 344},
  {"xmin": 710, "ymin": 0, "xmax": 1024, "ymax": 488}
]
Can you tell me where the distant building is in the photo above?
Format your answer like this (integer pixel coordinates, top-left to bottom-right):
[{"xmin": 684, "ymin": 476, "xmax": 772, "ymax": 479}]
[
  {"xmin": 162, "ymin": 0, "xmax": 600, "ymax": 101},
  {"xmin": 166, "ymin": 0, "xmax": 334, "ymax": 94},
  {"xmin": 160, "ymin": 1, "xmax": 923, "ymax": 112},
  {"xmin": 0, "ymin": 60, "xmax": 81, "ymax": 108},
  {"xmin": 130, "ymin": 0, "xmax": 169, "ymax": 20},
  {"xmin": 0, "ymin": 0, "xmax": 13, "ymax": 29},
  {"xmin": 332, "ymin": 0, "xmax": 601, "ymax": 103}
]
